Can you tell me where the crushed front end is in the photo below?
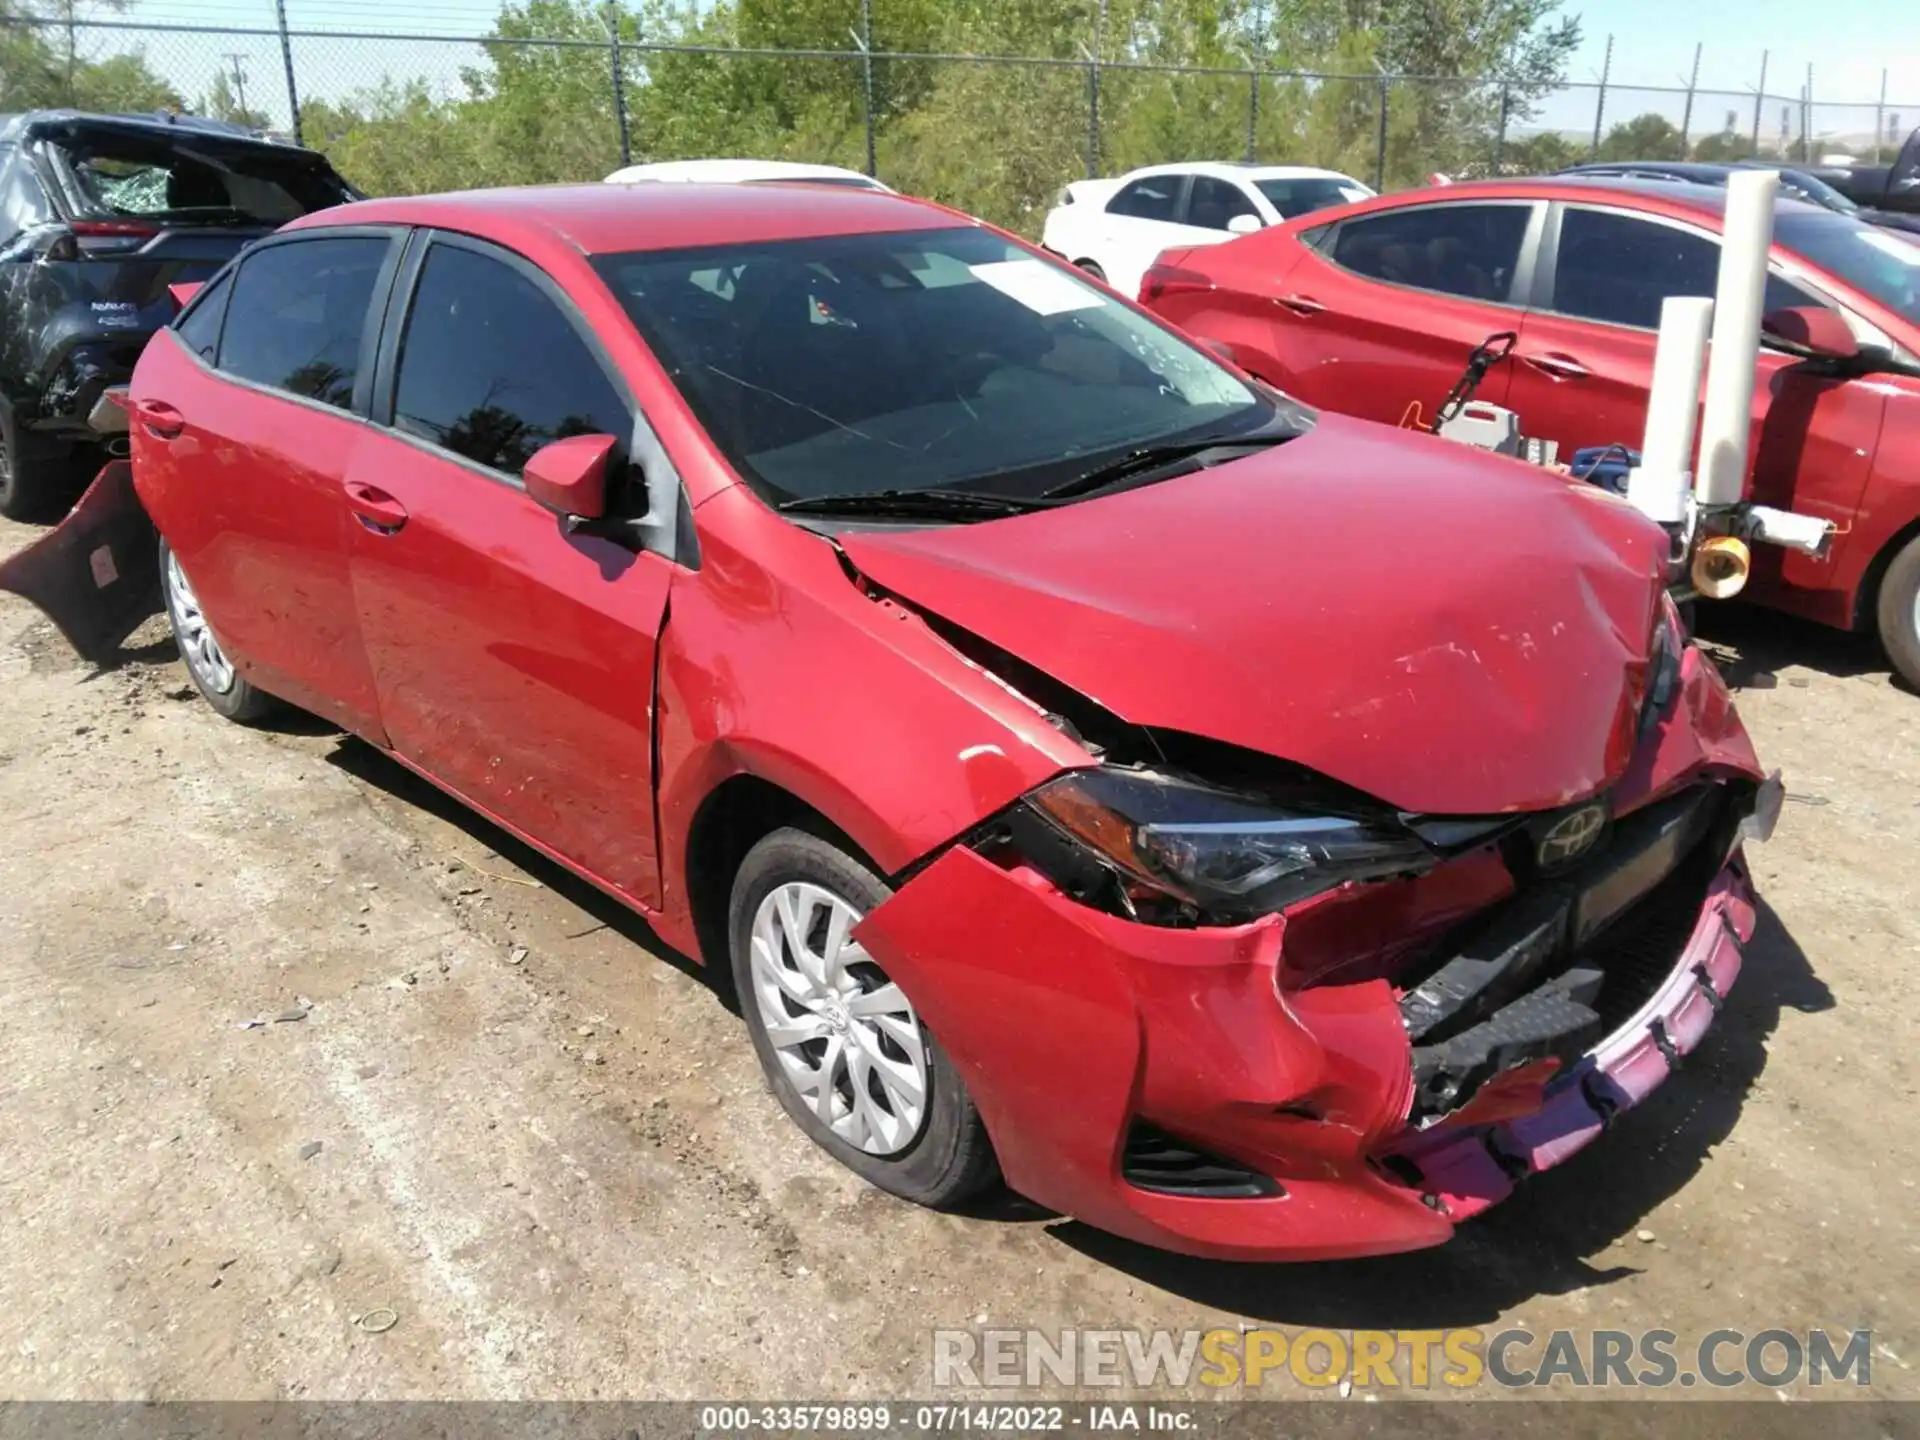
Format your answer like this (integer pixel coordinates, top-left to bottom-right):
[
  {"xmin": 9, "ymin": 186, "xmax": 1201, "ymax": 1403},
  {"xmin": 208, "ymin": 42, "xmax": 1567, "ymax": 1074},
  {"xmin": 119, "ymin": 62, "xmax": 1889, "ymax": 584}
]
[{"xmin": 854, "ymin": 637, "xmax": 1776, "ymax": 1262}]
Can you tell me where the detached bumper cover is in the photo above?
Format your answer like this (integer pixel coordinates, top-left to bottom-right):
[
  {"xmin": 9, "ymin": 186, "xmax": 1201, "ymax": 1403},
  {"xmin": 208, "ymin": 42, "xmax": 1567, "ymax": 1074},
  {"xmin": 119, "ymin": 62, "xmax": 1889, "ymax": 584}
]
[
  {"xmin": 1383, "ymin": 859, "xmax": 1754, "ymax": 1224},
  {"xmin": 857, "ymin": 839, "xmax": 1754, "ymax": 1262}
]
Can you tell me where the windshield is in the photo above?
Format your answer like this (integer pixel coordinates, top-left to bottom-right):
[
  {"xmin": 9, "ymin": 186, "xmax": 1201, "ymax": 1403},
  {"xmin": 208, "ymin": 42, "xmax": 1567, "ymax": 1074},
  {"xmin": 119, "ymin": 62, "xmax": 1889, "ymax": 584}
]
[
  {"xmin": 1777, "ymin": 209, "xmax": 1920, "ymax": 326},
  {"xmin": 1254, "ymin": 176, "xmax": 1373, "ymax": 218},
  {"xmin": 593, "ymin": 225, "xmax": 1277, "ymax": 505},
  {"xmin": 54, "ymin": 132, "xmax": 352, "ymax": 226}
]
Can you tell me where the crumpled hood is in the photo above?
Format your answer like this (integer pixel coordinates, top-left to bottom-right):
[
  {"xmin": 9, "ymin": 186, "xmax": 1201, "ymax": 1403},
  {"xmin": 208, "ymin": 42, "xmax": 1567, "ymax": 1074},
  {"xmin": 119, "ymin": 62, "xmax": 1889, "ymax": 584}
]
[{"xmin": 840, "ymin": 415, "xmax": 1671, "ymax": 816}]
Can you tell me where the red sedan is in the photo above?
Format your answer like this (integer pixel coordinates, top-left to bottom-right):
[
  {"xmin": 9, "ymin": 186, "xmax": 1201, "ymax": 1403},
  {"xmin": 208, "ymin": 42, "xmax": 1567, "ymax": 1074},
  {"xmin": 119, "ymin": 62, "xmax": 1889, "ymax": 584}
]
[
  {"xmin": 6, "ymin": 182, "xmax": 1777, "ymax": 1261},
  {"xmin": 1138, "ymin": 176, "xmax": 1920, "ymax": 689}
]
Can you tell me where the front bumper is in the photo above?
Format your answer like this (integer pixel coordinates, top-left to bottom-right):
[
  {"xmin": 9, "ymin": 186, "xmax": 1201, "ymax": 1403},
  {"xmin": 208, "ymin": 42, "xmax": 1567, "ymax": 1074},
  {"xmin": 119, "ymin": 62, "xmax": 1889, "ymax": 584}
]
[{"xmin": 852, "ymin": 654, "xmax": 1769, "ymax": 1263}]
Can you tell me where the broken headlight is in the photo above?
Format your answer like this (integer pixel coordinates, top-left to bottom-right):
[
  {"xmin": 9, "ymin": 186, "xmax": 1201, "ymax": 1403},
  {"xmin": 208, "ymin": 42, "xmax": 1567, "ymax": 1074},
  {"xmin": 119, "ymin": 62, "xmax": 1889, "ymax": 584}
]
[
  {"xmin": 1013, "ymin": 767, "xmax": 1435, "ymax": 922},
  {"xmin": 1637, "ymin": 593, "xmax": 1686, "ymax": 742}
]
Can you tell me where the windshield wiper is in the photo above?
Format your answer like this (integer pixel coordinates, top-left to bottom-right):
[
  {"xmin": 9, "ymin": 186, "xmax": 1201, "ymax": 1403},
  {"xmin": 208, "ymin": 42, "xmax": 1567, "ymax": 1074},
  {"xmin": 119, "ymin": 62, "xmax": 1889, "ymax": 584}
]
[
  {"xmin": 1038, "ymin": 431, "xmax": 1298, "ymax": 503},
  {"xmin": 776, "ymin": 487, "xmax": 1048, "ymax": 520}
]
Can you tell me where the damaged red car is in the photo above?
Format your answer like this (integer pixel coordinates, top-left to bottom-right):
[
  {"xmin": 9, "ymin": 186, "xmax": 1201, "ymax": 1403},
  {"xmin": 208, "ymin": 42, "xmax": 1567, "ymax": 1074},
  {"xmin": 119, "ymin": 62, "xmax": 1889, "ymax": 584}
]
[{"xmin": 2, "ymin": 183, "xmax": 1782, "ymax": 1261}]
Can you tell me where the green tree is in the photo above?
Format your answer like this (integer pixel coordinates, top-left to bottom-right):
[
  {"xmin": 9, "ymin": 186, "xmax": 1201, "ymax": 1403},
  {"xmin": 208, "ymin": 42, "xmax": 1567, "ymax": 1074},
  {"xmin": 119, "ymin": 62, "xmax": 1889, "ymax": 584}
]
[
  {"xmin": 1595, "ymin": 111, "xmax": 1685, "ymax": 161},
  {"xmin": 1502, "ymin": 127, "xmax": 1579, "ymax": 173},
  {"xmin": 0, "ymin": 0, "xmax": 180, "ymax": 111},
  {"xmin": 1692, "ymin": 128, "xmax": 1756, "ymax": 162}
]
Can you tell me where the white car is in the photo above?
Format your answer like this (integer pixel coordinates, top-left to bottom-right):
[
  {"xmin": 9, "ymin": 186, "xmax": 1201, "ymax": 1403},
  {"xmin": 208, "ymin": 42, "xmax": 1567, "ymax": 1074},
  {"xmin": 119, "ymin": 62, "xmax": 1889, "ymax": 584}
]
[
  {"xmin": 605, "ymin": 159, "xmax": 893, "ymax": 192},
  {"xmin": 1040, "ymin": 162, "xmax": 1375, "ymax": 298}
]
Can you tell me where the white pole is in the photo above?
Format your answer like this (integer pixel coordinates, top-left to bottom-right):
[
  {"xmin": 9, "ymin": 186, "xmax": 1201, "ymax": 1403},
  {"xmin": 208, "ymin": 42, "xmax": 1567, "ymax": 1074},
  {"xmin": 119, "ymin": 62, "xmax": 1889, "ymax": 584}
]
[
  {"xmin": 1696, "ymin": 168, "xmax": 1779, "ymax": 506},
  {"xmin": 1628, "ymin": 295, "xmax": 1714, "ymax": 525}
]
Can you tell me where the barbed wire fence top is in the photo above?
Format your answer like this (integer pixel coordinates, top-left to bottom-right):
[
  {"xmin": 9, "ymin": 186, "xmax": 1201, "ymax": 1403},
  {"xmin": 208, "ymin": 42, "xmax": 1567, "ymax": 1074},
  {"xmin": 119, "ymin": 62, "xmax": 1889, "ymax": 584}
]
[{"xmin": 2, "ymin": 11, "xmax": 1914, "ymax": 233}]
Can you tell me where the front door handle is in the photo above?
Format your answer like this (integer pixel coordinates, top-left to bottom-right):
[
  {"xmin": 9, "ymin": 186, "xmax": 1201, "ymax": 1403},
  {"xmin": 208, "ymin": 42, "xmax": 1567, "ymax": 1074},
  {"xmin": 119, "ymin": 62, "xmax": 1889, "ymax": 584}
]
[
  {"xmin": 134, "ymin": 398, "xmax": 184, "ymax": 438},
  {"xmin": 1524, "ymin": 351, "xmax": 1591, "ymax": 379},
  {"xmin": 344, "ymin": 481, "xmax": 408, "ymax": 534},
  {"xmin": 1274, "ymin": 293, "xmax": 1327, "ymax": 315}
]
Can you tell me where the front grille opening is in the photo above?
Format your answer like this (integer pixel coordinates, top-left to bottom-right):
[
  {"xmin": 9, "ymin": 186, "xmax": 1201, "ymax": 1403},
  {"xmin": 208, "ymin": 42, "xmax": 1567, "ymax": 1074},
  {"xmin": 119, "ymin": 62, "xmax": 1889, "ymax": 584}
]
[
  {"xmin": 1580, "ymin": 839, "xmax": 1721, "ymax": 1035},
  {"xmin": 1121, "ymin": 1123, "xmax": 1283, "ymax": 1199}
]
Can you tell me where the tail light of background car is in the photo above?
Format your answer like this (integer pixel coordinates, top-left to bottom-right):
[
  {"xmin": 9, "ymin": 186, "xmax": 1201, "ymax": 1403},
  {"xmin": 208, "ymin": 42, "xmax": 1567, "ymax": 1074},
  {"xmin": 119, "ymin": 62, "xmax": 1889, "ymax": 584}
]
[{"xmin": 1138, "ymin": 263, "xmax": 1215, "ymax": 305}]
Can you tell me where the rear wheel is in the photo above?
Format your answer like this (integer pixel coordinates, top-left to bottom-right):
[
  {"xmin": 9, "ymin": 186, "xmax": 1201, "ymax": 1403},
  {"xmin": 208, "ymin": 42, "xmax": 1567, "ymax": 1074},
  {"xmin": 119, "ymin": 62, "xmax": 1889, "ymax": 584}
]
[
  {"xmin": 0, "ymin": 403, "xmax": 75, "ymax": 523},
  {"xmin": 728, "ymin": 827, "xmax": 998, "ymax": 1208},
  {"xmin": 1074, "ymin": 259, "xmax": 1107, "ymax": 283},
  {"xmin": 160, "ymin": 537, "xmax": 278, "ymax": 722},
  {"xmin": 1877, "ymin": 533, "xmax": 1920, "ymax": 691}
]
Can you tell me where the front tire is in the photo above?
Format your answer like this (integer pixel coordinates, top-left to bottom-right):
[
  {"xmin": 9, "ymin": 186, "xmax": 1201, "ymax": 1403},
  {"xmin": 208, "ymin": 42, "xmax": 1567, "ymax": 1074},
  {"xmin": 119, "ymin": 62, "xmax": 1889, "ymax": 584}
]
[
  {"xmin": 728, "ymin": 827, "xmax": 998, "ymax": 1208},
  {"xmin": 160, "ymin": 537, "xmax": 278, "ymax": 722},
  {"xmin": 1878, "ymin": 533, "xmax": 1920, "ymax": 691}
]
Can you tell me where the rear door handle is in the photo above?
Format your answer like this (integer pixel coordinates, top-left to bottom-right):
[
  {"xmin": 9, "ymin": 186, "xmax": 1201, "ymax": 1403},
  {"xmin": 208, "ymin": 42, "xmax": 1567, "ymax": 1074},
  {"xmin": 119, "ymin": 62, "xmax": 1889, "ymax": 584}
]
[
  {"xmin": 1524, "ymin": 351, "xmax": 1591, "ymax": 379},
  {"xmin": 343, "ymin": 481, "xmax": 408, "ymax": 534},
  {"xmin": 134, "ymin": 398, "xmax": 184, "ymax": 438},
  {"xmin": 1274, "ymin": 294, "xmax": 1326, "ymax": 315}
]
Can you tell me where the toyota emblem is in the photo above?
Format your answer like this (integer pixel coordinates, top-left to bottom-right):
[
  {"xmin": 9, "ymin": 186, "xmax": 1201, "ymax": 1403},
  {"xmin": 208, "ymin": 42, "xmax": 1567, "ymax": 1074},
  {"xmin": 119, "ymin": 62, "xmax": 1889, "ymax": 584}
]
[{"xmin": 1536, "ymin": 802, "xmax": 1607, "ymax": 869}]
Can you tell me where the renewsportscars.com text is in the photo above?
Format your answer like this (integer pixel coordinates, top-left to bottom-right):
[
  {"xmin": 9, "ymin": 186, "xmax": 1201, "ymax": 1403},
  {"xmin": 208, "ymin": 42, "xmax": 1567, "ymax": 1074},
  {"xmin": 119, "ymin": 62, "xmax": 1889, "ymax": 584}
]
[{"xmin": 932, "ymin": 1327, "xmax": 1874, "ymax": 1391}]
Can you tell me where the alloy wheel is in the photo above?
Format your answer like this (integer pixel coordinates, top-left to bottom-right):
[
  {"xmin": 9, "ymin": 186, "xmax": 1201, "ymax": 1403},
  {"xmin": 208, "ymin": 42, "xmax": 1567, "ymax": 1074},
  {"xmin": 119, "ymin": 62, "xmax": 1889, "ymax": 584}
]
[
  {"xmin": 165, "ymin": 548, "xmax": 236, "ymax": 694},
  {"xmin": 747, "ymin": 881, "xmax": 929, "ymax": 1157}
]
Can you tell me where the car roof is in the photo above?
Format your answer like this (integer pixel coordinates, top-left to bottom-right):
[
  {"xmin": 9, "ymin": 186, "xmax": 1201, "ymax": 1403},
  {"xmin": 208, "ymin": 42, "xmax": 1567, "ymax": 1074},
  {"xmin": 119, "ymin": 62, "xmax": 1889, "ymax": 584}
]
[
  {"xmin": 284, "ymin": 181, "xmax": 967, "ymax": 258},
  {"xmin": 1564, "ymin": 160, "xmax": 1733, "ymax": 181},
  {"xmin": 0, "ymin": 108, "xmax": 304, "ymax": 152},
  {"xmin": 1354, "ymin": 174, "xmax": 1830, "ymax": 219},
  {"xmin": 1122, "ymin": 160, "xmax": 1358, "ymax": 184},
  {"xmin": 605, "ymin": 158, "xmax": 886, "ymax": 188}
]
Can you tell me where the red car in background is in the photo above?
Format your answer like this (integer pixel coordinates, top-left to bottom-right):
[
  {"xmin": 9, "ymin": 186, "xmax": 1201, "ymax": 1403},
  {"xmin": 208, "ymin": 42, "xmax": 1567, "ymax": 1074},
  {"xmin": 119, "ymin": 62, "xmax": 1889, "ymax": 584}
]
[
  {"xmin": 1139, "ymin": 177, "xmax": 1920, "ymax": 689},
  {"xmin": 3, "ymin": 182, "xmax": 1777, "ymax": 1262}
]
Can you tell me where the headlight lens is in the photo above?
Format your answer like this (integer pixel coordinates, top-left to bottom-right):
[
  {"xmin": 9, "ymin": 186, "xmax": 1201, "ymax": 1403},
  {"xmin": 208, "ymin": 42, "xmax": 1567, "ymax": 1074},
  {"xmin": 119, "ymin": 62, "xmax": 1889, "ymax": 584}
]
[
  {"xmin": 1022, "ymin": 766, "xmax": 1435, "ymax": 920},
  {"xmin": 1638, "ymin": 593, "xmax": 1686, "ymax": 740}
]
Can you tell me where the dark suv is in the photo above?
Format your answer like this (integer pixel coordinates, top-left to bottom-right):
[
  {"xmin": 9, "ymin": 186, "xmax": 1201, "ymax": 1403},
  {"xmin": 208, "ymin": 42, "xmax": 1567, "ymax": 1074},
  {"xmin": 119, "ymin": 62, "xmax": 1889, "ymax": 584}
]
[{"xmin": 0, "ymin": 110, "xmax": 360, "ymax": 518}]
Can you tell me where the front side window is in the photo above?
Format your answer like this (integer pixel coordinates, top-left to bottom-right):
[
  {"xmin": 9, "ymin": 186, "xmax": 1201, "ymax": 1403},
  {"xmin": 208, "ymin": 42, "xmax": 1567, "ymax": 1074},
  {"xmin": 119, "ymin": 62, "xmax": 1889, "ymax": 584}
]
[
  {"xmin": 218, "ymin": 237, "xmax": 387, "ymax": 410},
  {"xmin": 1552, "ymin": 208, "xmax": 1821, "ymax": 330},
  {"xmin": 1107, "ymin": 176, "xmax": 1181, "ymax": 222},
  {"xmin": 393, "ymin": 243, "xmax": 631, "ymax": 477},
  {"xmin": 1775, "ymin": 210, "xmax": 1920, "ymax": 326},
  {"xmin": 1328, "ymin": 203, "xmax": 1531, "ymax": 301},
  {"xmin": 594, "ymin": 225, "xmax": 1276, "ymax": 506},
  {"xmin": 1185, "ymin": 177, "xmax": 1260, "ymax": 231}
]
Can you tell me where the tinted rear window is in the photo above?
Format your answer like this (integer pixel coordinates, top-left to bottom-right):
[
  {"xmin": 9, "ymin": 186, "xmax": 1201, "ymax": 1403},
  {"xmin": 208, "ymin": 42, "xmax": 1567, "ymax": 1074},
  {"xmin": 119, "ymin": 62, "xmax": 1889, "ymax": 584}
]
[
  {"xmin": 218, "ymin": 236, "xmax": 387, "ymax": 409},
  {"xmin": 1329, "ymin": 203, "xmax": 1531, "ymax": 301}
]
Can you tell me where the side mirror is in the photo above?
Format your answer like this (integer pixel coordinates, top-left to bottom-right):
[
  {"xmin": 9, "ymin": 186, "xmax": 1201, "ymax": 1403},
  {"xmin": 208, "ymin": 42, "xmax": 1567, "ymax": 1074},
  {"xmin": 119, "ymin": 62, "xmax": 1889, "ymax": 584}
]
[
  {"xmin": 1225, "ymin": 213, "xmax": 1263, "ymax": 236},
  {"xmin": 1761, "ymin": 305, "xmax": 1860, "ymax": 361},
  {"xmin": 523, "ymin": 433, "xmax": 615, "ymax": 520}
]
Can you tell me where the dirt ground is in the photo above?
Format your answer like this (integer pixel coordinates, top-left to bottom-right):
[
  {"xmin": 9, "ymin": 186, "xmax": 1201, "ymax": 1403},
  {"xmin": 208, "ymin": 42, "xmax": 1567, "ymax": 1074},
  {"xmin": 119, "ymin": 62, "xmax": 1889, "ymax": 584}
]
[{"xmin": 0, "ymin": 509, "xmax": 1915, "ymax": 1413}]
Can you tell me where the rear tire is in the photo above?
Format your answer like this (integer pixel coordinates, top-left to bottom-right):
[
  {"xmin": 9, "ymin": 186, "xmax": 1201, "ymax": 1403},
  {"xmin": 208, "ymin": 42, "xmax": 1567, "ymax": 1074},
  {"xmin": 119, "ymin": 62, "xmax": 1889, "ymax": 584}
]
[
  {"xmin": 728, "ymin": 826, "xmax": 999, "ymax": 1209},
  {"xmin": 0, "ymin": 403, "xmax": 75, "ymax": 524},
  {"xmin": 1074, "ymin": 259, "xmax": 1107, "ymax": 283},
  {"xmin": 1876, "ymin": 533, "xmax": 1920, "ymax": 691},
  {"xmin": 160, "ymin": 536, "xmax": 279, "ymax": 723}
]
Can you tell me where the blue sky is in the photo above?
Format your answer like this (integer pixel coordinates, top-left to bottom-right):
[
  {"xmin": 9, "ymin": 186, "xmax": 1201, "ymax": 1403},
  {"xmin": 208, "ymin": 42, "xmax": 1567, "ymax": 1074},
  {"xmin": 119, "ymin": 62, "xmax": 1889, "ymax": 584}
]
[{"xmin": 93, "ymin": 0, "xmax": 1920, "ymax": 147}]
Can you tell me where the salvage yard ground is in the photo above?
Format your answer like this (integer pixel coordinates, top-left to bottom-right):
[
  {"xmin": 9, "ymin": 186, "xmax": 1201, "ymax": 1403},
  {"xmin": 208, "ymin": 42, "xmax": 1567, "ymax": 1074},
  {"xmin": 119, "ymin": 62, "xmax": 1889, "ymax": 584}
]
[{"xmin": 0, "ymin": 509, "xmax": 1915, "ymax": 1409}]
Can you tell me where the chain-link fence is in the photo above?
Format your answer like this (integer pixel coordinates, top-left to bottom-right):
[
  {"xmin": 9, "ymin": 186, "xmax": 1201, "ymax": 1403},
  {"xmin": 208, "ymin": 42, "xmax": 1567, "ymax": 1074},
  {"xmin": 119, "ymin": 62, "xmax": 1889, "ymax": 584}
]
[{"xmin": 3, "ymin": 15, "xmax": 1914, "ymax": 232}]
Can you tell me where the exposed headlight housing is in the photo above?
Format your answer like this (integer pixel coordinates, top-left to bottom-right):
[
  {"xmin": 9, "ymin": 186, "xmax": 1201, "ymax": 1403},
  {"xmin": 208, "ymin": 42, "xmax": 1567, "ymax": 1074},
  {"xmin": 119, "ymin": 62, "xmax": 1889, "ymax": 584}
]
[
  {"xmin": 1637, "ymin": 593, "xmax": 1686, "ymax": 742},
  {"xmin": 1010, "ymin": 766, "xmax": 1436, "ymax": 923}
]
